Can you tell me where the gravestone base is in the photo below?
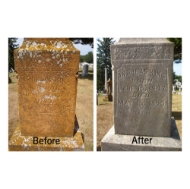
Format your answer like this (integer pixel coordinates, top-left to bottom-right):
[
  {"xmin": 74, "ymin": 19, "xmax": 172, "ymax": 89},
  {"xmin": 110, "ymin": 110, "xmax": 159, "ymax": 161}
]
[
  {"xmin": 9, "ymin": 119, "xmax": 84, "ymax": 151},
  {"xmin": 101, "ymin": 117, "xmax": 181, "ymax": 151}
]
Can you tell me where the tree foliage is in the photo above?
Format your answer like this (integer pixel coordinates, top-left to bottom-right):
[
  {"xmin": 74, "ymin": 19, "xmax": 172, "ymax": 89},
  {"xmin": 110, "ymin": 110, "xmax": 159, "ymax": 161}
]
[
  {"xmin": 85, "ymin": 51, "xmax": 93, "ymax": 63},
  {"xmin": 8, "ymin": 38, "xmax": 19, "ymax": 70},
  {"xmin": 97, "ymin": 38, "xmax": 115, "ymax": 91},
  {"xmin": 70, "ymin": 38, "xmax": 93, "ymax": 48},
  {"xmin": 80, "ymin": 51, "xmax": 93, "ymax": 63},
  {"xmin": 167, "ymin": 38, "xmax": 182, "ymax": 60}
]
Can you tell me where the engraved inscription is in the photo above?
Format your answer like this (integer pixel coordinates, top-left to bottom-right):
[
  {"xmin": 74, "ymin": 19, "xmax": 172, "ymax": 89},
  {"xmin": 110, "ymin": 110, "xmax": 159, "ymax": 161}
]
[
  {"xmin": 116, "ymin": 64, "xmax": 168, "ymax": 116},
  {"xmin": 118, "ymin": 69, "xmax": 166, "ymax": 79}
]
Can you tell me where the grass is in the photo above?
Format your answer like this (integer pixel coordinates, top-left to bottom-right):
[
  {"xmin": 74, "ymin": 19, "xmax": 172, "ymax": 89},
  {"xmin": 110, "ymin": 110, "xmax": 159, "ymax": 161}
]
[
  {"xmin": 8, "ymin": 71, "xmax": 93, "ymax": 151},
  {"xmin": 97, "ymin": 94, "xmax": 113, "ymax": 151},
  {"xmin": 97, "ymin": 93, "xmax": 182, "ymax": 151},
  {"xmin": 172, "ymin": 94, "xmax": 182, "ymax": 139}
]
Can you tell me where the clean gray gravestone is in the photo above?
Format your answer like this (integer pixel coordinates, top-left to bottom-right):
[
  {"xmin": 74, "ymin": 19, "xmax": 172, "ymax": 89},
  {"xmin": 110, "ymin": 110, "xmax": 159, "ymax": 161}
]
[
  {"xmin": 82, "ymin": 63, "xmax": 89, "ymax": 77},
  {"xmin": 101, "ymin": 38, "xmax": 181, "ymax": 151},
  {"xmin": 172, "ymin": 85, "xmax": 176, "ymax": 94}
]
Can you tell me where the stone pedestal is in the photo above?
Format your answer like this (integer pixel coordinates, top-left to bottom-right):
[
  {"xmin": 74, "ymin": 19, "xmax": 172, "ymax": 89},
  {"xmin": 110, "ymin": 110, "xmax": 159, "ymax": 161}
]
[
  {"xmin": 101, "ymin": 38, "xmax": 182, "ymax": 151},
  {"xmin": 9, "ymin": 117, "xmax": 84, "ymax": 151},
  {"xmin": 101, "ymin": 118, "xmax": 181, "ymax": 151},
  {"xmin": 9, "ymin": 38, "xmax": 85, "ymax": 151}
]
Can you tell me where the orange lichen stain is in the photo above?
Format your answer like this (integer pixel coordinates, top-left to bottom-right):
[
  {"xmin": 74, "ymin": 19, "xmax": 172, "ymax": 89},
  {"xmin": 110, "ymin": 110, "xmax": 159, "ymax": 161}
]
[
  {"xmin": 9, "ymin": 125, "xmax": 84, "ymax": 151},
  {"xmin": 14, "ymin": 38, "xmax": 80, "ymax": 137}
]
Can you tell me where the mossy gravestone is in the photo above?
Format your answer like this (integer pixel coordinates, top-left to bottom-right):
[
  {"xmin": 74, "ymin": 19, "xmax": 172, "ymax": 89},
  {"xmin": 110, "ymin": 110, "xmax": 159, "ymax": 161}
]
[
  {"xmin": 101, "ymin": 38, "xmax": 181, "ymax": 151},
  {"xmin": 9, "ymin": 38, "xmax": 84, "ymax": 151}
]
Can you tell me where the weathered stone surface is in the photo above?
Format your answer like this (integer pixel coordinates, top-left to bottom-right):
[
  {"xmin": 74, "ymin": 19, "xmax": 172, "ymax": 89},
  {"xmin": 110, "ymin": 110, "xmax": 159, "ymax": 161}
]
[
  {"xmin": 14, "ymin": 38, "xmax": 80, "ymax": 137},
  {"xmin": 9, "ymin": 117, "xmax": 84, "ymax": 151},
  {"xmin": 101, "ymin": 118, "xmax": 182, "ymax": 151},
  {"xmin": 111, "ymin": 38, "xmax": 174, "ymax": 137}
]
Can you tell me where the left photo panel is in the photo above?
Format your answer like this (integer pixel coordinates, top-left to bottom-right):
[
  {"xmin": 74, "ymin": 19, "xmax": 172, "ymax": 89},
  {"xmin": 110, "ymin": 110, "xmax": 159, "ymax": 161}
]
[{"xmin": 8, "ymin": 38, "xmax": 93, "ymax": 151}]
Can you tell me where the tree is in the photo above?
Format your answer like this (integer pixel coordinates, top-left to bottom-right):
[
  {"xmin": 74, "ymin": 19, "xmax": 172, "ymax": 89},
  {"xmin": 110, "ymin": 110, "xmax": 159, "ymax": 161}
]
[
  {"xmin": 8, "ymin": 38, "xmax": 19, "ymax": 70},
  {"xmin": 167, "ymin": 38, "xmax": 182, "ymax": 82},
  {"xmin": 167, "ymin": 38, "xmax": 182, "ymax": 60},
  {"xmin": 69, "ymin": 38, "xmax": 93, "ymax": 48},
  {"xmin": 80, "ymin": 51, "xmax": 93, "ymax": 63},
  {"xmin": 80, "ymin": 55, "xmax": 85, "ymax": 62},
  {"xmin": 97, "ymin": 38, "xmax": 115, "ymax": 91},
  {"xmin": 85, "ymin": 51, "xmax": 93, "ymax": 63}
]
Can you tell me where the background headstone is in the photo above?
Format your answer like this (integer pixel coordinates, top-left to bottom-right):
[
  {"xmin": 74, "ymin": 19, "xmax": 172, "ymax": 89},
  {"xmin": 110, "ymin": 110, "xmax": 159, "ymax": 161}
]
[
  {"xmin": 172, "ymin": 85, "xmax": 176, "ymax": 94},
  {"xmin": 82, "ymin": 63, "xmax": 89, "ymax": 76}
]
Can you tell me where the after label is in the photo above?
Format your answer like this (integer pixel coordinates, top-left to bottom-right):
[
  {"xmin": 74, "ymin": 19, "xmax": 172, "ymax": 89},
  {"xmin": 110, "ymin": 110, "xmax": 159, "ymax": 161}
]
[{"xmin": 132, "ymin": 136, "xmax": 153, "ymax": 144}]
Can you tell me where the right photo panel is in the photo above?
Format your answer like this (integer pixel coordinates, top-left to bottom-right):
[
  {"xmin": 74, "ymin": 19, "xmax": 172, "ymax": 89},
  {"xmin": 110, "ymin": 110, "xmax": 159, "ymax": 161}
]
[{"xmin": 97, "ymin": 38, "xmax": 182, "ymax": 151}]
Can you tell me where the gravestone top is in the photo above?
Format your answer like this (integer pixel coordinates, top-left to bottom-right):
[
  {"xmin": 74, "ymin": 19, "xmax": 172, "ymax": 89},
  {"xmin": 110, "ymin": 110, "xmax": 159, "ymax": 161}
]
[
  {"xmin": 117, "ymin": 38, "xmax": 171, "ymax": 44},
  {"xmin": 14, "ymin": 38, "xmax": 80, "ymax": 137},
  {"xmin": 111, "ymin": 38, "xmax": 173, "ymax": 137}
]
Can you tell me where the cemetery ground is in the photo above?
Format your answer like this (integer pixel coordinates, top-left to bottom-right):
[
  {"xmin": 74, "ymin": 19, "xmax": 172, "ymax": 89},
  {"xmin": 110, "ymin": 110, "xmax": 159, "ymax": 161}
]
[
  {"xmin": 8, "ymin": 69, "xmax": 93, "ymax": 151},
  {"xmin": 97, "ymin": 93, "xmax": 182, "ymax": 151}
]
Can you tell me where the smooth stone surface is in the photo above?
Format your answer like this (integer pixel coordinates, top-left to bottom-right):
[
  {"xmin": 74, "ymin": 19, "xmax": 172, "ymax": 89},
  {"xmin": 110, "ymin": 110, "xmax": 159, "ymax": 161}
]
[
  {"xmin": 14, "ymin": 38, "xmax": 80, "ymax": 137},
  {"xmin": 111, "ymin": 38, "xmax": 174, "ymax": 137},
  {"xmin": 9, "ymin": 124, "xmax": 84, "ymax": 151},
  {"xmin": 101, "ymin": 117, "xmax": 182, "ymax": 151},
  {"xmin": 118, "ymin": 38, "xmax": 172, "ymax": 43}
]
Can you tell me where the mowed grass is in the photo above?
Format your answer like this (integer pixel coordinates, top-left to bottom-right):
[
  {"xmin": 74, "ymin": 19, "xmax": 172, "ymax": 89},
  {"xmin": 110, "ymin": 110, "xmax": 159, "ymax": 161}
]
[
  {"xmin": 97, "ymin": 94, "xmax": 113, "ymax": 151},
  {"xmin": 172, "ymin": 94, "xmax": 182, "ymax": 139},
  {"xmin": 76, "ymin": 70, "xmax": 93, "ymax": 151},
  {"xmin": 97, "ymin": 93, "xmax": 182, "ymax": 150},
  {"xmin": 8, "ymin": 71, "xmax": 93, "ymax": 151}
]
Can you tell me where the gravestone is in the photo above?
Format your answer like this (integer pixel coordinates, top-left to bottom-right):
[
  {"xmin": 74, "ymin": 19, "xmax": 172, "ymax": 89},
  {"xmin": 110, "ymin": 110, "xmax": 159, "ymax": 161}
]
[
  {"xmin": 101, "ymin": 38, "xmax": 181, "ymax": 151},
  {"xmin": 172, "ymin": 85, "xmax": 176, "ymax": 94},
  {"xmin": 103, "ymin": 78, "xmax": 112, "ymax": 102},
  {"xmin": 9, "ymin": 38, "xmax": 84, "ymax": 151},
  {"xmin": 107, "ymin": 78, "xmax": 112, "ymax": 101},
  {"xmin": 178, "ymin": 84, "xmax": 182, "ymax": 94},
  {"xmin": 174, "ymin": 79, "xmax": 182, "ymax": 95},
  {"xmin": 82, "ymin": 63, "xmax": 89, "ymax": 76}
]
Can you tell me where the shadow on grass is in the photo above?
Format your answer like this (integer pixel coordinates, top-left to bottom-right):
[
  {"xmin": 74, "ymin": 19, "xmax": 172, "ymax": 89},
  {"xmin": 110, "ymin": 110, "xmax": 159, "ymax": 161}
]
[
  {"xmin": 172, "ymin": 111, "xmax": 182, "ymax": 120},
  {"xmin": 97, "ymin": 145, "xmax": 101, "ymax": 151},
  {"xmin": 78, "ymin": 70, "xmax": 93, "ymax": 80},
  {"xmin": 78, "ymin": 74, "xmax": 93, "ymax": 80}
]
